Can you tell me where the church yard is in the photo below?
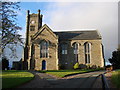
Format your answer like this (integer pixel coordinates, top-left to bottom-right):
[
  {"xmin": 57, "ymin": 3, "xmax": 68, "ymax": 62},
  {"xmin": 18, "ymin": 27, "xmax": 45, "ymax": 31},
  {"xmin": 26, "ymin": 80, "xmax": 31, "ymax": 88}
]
[
  {"xmin": 1, "ymin": 70, "xmax": 34, "ymax": 88},
  {"xmin": 2, "ymin": 68, "xmax": 104, "ymax": 88},
  {"xmin": 39, "ymin": 68, "xmax": 103, "ymax": 78}
]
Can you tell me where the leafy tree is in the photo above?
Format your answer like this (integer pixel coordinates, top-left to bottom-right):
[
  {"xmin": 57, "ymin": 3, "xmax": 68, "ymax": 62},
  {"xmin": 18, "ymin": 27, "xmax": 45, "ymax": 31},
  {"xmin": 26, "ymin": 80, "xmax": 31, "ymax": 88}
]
[
  {"xmin": 109, "ymin": 49, "xmax": 120, "ymax": 69},
  {"xmin": 1, "ymin": 2, "xmax": 23, "ymax": 57}
]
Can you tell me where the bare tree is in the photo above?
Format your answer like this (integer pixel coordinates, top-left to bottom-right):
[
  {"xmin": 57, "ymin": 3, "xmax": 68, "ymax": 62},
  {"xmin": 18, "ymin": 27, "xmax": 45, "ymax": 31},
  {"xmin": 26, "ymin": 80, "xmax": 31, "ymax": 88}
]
[{"xmin": 1, "ymin": 2, "xmax": 23, "ymax": 58}]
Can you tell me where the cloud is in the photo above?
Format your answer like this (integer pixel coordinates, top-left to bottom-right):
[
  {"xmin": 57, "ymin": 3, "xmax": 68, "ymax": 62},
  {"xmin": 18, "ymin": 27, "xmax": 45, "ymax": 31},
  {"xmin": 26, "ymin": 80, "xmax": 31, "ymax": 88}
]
[
  {"xmin": 43, "ymin": 2, "xmax": 118, "ymax": 61},
  {"xmin": 19, "ymin": 26, "xmax": 26, "ymax": 39},
  {"xmin": 7, "ymin": 0, "xmax": 119, "ymax": 2}
]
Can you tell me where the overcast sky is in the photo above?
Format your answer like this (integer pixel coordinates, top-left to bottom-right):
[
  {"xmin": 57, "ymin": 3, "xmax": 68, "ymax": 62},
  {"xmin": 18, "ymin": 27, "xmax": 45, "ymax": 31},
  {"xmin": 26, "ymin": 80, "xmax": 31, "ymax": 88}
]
[{"xmin": 4, "ymin": 1, "xmax": 119, "ymax": 67}]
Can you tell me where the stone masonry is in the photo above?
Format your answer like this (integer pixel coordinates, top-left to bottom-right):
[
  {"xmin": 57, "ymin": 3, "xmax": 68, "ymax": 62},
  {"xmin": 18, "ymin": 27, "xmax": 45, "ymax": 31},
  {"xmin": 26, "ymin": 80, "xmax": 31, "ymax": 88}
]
[{"xmin": 22, "ymin": 10, "xmax": 105, "ymax": 70}]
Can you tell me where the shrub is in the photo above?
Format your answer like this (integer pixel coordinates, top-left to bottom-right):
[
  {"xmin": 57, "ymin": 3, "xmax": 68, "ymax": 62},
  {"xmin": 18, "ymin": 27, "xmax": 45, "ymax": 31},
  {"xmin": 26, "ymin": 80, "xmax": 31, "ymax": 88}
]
[
  {"xmin": 79, "ymin": 64, "xmax": 87, "ymax": 69},
  {"xmin": 105, "ymin": 65, "xmax": 113, "ymax": 71},
  {"xmin": 86, "ymin": 64, "xmax": 91, "ymax": 69},
  {"xmin": 91, "ymin": 65, "xmax": 97, "ymax": 69},
  {"xmin": 58, "ymin": 64, "xmax": 65, "ymax": 70},
  {"xmin": 73, "ymin": 63, "xmax": 79, "ymax": 70}
]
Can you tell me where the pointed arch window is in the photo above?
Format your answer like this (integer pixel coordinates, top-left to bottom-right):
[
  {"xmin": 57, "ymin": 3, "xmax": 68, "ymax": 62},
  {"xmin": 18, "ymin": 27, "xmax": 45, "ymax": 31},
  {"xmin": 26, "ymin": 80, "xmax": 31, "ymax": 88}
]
[
  {"xmin": 40, "ymin": 41, "xmax": 48, "ymax": 58},
  {"xmin": 61, "ymin": 43, "xmax": 67, "ymax": 54},
  {"xmin": 73, "ymin": 43, "xmax": 79, "ymax": 62},
  {"xmin": 84, "ymin": 42, "xmax": 91, "ymax": 63},
  {"xmin": 73, "ymin": 43, "xmax": 79, "ymax": 54}
]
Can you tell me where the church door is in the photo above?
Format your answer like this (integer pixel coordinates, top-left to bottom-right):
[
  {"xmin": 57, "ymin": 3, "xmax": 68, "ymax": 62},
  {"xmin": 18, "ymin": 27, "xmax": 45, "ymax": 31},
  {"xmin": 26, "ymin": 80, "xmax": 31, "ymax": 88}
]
[{"xmin": 42, "ymin": 60, "xmax": 46, "ymax": 70}]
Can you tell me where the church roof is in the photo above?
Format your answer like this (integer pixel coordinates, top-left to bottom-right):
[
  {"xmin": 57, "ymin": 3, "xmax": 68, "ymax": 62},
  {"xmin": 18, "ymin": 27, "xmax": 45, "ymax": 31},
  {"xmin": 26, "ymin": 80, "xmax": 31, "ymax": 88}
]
[{"xmin": 54, "ymin": 30, "xmax": 101, "ymax": 40}]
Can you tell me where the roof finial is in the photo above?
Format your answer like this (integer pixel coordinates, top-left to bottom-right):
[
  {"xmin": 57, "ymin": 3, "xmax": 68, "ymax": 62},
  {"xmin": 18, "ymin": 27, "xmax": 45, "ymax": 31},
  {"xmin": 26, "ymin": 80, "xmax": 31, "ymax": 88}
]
[
  {"xmin": 27, "ymin": 10, "xmax": 30, "ymax": 15},
  {"xmin": 38, "ymin": 9, "xmax": 40, "ymax": 14}
]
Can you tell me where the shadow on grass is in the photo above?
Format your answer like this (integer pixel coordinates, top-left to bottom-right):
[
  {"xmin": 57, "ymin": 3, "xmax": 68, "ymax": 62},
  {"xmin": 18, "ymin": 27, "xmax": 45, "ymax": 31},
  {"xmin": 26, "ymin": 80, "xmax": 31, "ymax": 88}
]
[
  {"xmin": 2, "ymin": 70, "xmax": 28, "ymax": 72},
  {"xmin": 2, "ymin": 77, "xmax": 34, "ymax": 88},
  {"xmin": 2, "ymin": 70, "xmax": 35, "ymax": 88}
]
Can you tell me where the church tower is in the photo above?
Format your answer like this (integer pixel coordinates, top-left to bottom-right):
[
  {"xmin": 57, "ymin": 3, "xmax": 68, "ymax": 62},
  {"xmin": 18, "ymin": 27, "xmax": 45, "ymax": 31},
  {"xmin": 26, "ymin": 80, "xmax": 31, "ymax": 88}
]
[{"xmin": 23, "ymin": 10, "xmax": 43, "ymax": 70}]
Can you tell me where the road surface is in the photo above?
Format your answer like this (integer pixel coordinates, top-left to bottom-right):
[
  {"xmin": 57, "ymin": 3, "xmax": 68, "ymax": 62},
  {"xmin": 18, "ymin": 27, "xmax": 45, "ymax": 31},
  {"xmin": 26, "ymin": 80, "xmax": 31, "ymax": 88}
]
[{"xmin": 18, "ymin": 71, "xmax": 104, "ymax": 88}]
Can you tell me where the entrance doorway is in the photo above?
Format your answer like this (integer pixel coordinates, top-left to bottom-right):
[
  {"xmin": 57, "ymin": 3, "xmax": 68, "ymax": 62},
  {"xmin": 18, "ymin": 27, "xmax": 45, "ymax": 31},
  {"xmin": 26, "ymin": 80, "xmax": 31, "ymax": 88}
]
[{"xmin": 42, "ymin": 60, "xmax": 46, "ymax": 70}]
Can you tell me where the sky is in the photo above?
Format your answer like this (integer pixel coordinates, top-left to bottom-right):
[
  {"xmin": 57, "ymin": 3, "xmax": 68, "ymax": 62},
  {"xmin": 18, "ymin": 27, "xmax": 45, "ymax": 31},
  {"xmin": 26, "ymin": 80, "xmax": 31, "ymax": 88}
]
[{"xmin": 4, "ymin": 1, "xmax": 119, "ymax": 67}]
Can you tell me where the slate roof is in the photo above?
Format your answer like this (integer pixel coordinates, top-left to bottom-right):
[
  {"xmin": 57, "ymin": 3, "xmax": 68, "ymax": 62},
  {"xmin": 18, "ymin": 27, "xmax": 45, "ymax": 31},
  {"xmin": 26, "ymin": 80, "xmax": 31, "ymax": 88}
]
[{"xmin": 54, "ymin": 30, "xmax": 101, "ymax": 40}]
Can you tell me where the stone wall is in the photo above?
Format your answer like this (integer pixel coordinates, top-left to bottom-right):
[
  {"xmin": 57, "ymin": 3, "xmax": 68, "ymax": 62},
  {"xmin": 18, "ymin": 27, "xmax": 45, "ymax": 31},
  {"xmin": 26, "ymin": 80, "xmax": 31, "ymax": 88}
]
[
  {"xmin": 32, "ymin": 27, "xmax": 58, "ymax": 70},
  {"xmin": 59, "ymin": 39, "xmax": 104, "ymax": 69}
]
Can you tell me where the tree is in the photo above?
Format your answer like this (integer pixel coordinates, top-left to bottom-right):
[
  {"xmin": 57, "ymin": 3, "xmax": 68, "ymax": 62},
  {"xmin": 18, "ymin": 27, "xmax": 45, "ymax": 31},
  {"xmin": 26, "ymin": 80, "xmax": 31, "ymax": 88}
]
[
  {"xmin": 2, "ymin": 57, "xmax": 9, "ymax": 70},
  {"xmin": 1, "ymin": 2, "xmax": 23, "ymax": 57},
  {"xmin": 109, "ymin": 49, "xmax": 120, "ymax": 69}
]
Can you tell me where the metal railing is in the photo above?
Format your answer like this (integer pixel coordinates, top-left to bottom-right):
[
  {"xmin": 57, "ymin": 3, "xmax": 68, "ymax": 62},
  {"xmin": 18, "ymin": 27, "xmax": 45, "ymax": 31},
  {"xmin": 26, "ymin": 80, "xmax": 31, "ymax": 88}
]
[{"xmin": 101, "ymin": 74, "xmax": 110, "ymax": 90}]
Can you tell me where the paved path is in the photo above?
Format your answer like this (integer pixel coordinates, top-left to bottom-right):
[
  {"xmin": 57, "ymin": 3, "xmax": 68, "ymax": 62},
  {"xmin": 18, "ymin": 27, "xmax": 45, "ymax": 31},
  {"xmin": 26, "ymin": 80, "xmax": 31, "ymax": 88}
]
[
  {"xmin": 18, "ymin": 71, "xmax": 55, "ymax": 88},
  {"xmin": 18, "ymin": 71, "xmax": 105, "ymax": 88}
]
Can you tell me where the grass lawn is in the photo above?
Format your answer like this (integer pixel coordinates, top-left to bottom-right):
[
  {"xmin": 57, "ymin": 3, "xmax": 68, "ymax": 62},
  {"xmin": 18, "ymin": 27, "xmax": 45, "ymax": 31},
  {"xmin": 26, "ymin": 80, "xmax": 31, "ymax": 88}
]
[
  {"xmin": 39, "ymin": 68, "xmax": 103, "ymax": 78},
  {"xmin": 1, "ymin": 70, "xmax": 34, "ymax": 88},
  {"xmin": 111, "ymin": 69, "xmax": 120, "ymax": 89}
]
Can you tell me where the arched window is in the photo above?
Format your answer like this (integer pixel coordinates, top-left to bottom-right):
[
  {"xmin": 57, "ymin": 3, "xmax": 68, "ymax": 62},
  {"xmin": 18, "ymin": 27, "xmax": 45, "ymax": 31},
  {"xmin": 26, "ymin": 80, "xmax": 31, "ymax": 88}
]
[
  {"xmin": 73, "ymin": 43, "xmax": 79, "ymax": 62},
  {"xmin": 84, "ymin": 42, "xmax": 91, "ymax": 63},
  {"xmin": 73, "ymin": 43, "xmax": 79, "ymax": 54},
  {"xmin": 40, "ymin": 41, "xmax": 48, "ymax": 58},
  {"xmin": 61, "ymin": 43, "xmax": 67, "ymax": 54}
]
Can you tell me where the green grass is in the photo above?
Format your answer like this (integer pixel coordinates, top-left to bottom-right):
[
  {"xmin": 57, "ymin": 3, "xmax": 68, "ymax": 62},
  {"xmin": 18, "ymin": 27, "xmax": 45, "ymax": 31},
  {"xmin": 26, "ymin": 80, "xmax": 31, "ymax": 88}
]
[
  {"xmin": 39, "ymin": 68, "xmax": 103, "ymax": 78},
  {"xmin": 111, "ymin": 69, "xmax": 120, "ymax": 89},
  {"xmin": 1, "ymin": 70, "xmax": 34, "ymax": 88}
]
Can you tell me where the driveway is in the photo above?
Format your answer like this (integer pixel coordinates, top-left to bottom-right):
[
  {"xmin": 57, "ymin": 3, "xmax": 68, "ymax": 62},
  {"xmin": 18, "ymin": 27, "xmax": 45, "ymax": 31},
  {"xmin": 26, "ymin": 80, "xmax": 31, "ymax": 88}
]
[{"xmin": 18, "ymin": 71, "xmax": 105, "ymax": 88}]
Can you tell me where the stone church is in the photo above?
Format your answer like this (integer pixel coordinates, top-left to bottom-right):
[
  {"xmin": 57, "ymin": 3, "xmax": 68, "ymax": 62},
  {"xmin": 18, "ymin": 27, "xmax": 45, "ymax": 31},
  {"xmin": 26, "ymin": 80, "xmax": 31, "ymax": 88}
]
[{"xmin": 22, "ymin": 10, "xmax": 104, "ymax": 70}]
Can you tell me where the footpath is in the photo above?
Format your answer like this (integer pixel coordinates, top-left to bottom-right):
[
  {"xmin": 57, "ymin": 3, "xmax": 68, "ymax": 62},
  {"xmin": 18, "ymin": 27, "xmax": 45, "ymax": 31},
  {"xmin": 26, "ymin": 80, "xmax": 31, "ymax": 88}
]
[
  {"xmin": 17, "ymin": 71, "xmax": 117, "ymax": 89},
  {"xmin": 18, "ymin": 71, "xmax": 56, "ymax": 88}
]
